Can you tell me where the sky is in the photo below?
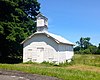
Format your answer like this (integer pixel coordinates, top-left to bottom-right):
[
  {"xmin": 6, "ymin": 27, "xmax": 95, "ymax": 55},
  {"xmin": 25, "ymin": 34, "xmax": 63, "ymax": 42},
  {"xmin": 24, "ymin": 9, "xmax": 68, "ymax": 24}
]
[{"xmin": 38, "ymin": 0, "xmax": 100, "ymax": 46}]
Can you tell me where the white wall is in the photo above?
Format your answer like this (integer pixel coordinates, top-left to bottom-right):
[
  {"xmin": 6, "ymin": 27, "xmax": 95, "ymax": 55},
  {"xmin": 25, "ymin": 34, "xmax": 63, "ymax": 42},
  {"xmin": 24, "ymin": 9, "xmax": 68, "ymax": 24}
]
[
  {"xmin": 43, "ymin": 45, "xmax": 57, "ymax": 62},
  {"xmin": 58, "ymin": 43, "xmax": 74, "ymax": 62},
  {"xmin": 66, "ymin": 51, "xmax": 74, "ymax": 60},
  {"xmin": 23, "ymin": 34, "xmax": 59, "ymax": 63},
  {"xmin": 24, "ymin": 34, "xmax": 59, "ymax": 51},
  {"xmin": 58, "ymin": 52, "xmax": 66, "ymax": 63},
  {"xmin": 23, "ymin": 34, "xmax": 74, "ymax": 63}
]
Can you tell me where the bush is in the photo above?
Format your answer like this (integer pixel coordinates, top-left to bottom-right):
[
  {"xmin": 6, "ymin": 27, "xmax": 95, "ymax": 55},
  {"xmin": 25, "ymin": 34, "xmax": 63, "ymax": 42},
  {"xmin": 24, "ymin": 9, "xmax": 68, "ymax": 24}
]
[
  {"xmin": 0, "ymin": 57, "xmax": 22, "ymax": 64},
  {"xmin": 82, "ymin": 49, "xmax": 91, "ymax": 54},
  {"xmin": 95, "ymin": 49, "xmax": 100, "ymax": 54},
  {"xmin": 88, "ymin": 46, "xmax": 98, "ymax": 54},
  {"xmin": 23, "ymin": 60, "xmax": 34, "ymax": 64},
  {"xmin": 75, "ymin": 49, "xmax": 91, "ymax": 54}
]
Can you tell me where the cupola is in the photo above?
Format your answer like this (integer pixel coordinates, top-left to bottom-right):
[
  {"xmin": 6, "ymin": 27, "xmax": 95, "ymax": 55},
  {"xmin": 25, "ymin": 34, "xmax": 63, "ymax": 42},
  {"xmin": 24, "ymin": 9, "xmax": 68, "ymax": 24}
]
[{"xmin": 36, "ymin": 13, "xmax": 48, "ymax": 32}]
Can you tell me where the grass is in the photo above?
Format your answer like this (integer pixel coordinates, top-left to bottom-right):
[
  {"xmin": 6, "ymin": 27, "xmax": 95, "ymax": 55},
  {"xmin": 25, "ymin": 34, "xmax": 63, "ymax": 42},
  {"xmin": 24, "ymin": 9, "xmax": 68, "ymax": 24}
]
[
  {"xmin": 0, "ymin": 54, "xmax": 100, "ymax": 80},
  {"xmin": 73, "ymin": 54, "xmax": 100, "ymax": 67}
]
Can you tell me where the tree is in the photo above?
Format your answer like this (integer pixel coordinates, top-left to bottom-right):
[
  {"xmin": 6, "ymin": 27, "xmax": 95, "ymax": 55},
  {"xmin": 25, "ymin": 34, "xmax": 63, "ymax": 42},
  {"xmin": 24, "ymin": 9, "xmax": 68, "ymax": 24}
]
[
  {"xmin": 95, "ymin": 43, "xmax": 100, "ymax": 54},
  {"xmin": 74, "ymin": 46, "xmax": 81, "ymax": 52},
  {"xmin": 0, "ymin": 0, "xmax": 40, "ymax": 63},
  {"xmin": 74, "ymin": 37, "xmax": 97, "ymax": 54},
  {"xmin": 82, "ymin": 49, "xmax": 91, "ymax": 54},
  {"xmin": 76, "ymin": 37, "xmax": 84, "ymax": 49},
  {"xmin": 88, "ymin": 45, "xmax": 98, "ymax": 54},
  {"xmin": 76, "ymin": 37, "xmax": 91, "ymax": 50},
  {"xmin": 18, "ymin": 0, "xmax": 40, "ymax": 18},
  {"xmin": 98, "ymin": 43, "xmax": 100, "ymax": 49}
]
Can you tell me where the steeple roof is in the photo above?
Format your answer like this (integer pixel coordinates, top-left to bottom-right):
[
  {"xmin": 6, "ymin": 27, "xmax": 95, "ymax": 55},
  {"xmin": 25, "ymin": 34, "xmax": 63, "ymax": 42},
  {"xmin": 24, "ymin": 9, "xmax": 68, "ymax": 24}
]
[{"xmin": 36, "ymin": 13, "xmax": 48, "ymax": 20}]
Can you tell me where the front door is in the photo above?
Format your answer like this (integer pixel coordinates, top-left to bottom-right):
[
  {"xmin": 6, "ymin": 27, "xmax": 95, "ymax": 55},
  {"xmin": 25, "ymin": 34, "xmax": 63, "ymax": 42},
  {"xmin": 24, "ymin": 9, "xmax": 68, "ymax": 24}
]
[{"xmin": 36, "ymin": 47, "xmax": 44, "ymax": 63}]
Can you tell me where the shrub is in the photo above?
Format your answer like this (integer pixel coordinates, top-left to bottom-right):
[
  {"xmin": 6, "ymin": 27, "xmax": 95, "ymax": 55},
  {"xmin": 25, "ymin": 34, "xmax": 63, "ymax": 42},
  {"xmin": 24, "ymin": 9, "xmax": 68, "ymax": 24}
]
[{"xmin": 82, "ymin": 49, "xmax": 91, "ymax": 54}]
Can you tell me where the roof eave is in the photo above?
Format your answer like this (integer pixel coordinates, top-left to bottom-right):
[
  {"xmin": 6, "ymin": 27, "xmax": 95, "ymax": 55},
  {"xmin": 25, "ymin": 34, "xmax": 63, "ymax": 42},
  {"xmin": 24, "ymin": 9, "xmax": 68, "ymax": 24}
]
[
  {"xmin": 59, "ymin": 42, "xmax": 75, "ymax": 46},
  {"xmin": 20, "ymin": 33, "xmax": 35, "ymax": 44},
  {"xmin": 21, "ymin": 32, "xmax": 75, "ymax": 46}
]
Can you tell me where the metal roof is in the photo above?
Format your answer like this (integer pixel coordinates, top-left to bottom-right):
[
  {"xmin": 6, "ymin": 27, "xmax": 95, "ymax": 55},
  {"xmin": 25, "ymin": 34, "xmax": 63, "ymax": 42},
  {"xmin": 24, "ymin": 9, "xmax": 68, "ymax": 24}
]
[{"xmin": 21, "ymin": 31, "xmax": 75, "ymax": 45}]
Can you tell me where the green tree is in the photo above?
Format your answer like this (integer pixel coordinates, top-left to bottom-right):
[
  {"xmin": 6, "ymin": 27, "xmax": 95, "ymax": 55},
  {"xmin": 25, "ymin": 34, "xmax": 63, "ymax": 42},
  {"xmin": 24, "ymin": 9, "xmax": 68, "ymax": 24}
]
[
  {"xmin": 76, "ymin": 37, "xmax": 84, "ymax": 49},
  {"xmin": 74, "ymin": 46, "xmax": 81, "ymax": 52},
  {"xmin": 0, "ymin": 0, "xmax": 40, "ymax": 63},
  {"xmin": 98, "ymin": 43, "xmax": 100, "ymax": 49},
  {"xmin": 76, "ymin": 37, "xmax": 91, "ymax": 50},
  {"xmin": 74, "ymin": 37, "xmax": 97, "ymax": 54},
  {"xmin": 95, "ymin": 43, "xmax": 100, "ymax": 54},
  {"xmin": 88, "ymin": 45, "xmax": 98, "ymax": 54},
  {"xmin": 82, "ymin": 49, "xmax": 91, "ymax": 54}
]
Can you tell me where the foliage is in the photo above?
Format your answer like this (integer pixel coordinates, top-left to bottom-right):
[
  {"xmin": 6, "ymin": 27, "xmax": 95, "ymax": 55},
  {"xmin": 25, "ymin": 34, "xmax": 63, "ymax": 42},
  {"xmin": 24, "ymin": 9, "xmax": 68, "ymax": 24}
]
[
  {"xmin": 74, "ymin": 46, "xmax": 80, "ymax": 51},
  {"xmin": 88, "ymin": 46, "xmax": 98, "ymax": 54},
  {"xmin": 74, "ymin": 37, "xmax": 100, "ymax": 54},
  {"xmin": 96, "ymin": 43, "xmax": 100, "ymax": 54},
  {"xmin": 82, "ymin": 49, "xmax": 91, "ymax": 54},
  {"xmin": 96, "ymin": 49, "xmax": 100, "ymax": 54},
  {"xmin": 98, "ymin": 43, "xmax": 100, "ymax": 49},
  {"xmin": 76, "ymin": 37, "xmax": 91, "ymax": 49},
  {"xmin": 0, "ymin": 0, "xmax": 40, "ymax": 62}
]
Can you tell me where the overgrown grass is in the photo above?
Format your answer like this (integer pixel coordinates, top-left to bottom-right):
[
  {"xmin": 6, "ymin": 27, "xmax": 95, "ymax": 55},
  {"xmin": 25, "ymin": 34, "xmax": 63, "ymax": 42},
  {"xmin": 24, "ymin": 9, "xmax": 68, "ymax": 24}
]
[
  {"xmin": 0, "ymin": 54, "xmax": 100, "ymax": 80},
  {"xmin": 73, "ymin": 54, "xmax": 100, "ymax": 67}
]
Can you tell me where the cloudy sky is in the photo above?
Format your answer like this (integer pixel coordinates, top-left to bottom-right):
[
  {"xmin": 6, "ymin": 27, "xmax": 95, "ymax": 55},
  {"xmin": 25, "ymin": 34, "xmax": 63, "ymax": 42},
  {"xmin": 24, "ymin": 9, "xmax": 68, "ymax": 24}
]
[{"xmin": 38, "ymin": 0, "xmax": 100, "ymax": 46}]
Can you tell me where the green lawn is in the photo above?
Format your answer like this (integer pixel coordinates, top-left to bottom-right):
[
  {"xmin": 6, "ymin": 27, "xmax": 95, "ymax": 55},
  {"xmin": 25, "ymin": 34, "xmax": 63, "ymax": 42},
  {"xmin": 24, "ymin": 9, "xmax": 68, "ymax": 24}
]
[{"xmin": 0, "ymin": 54, "xmax": 100, "ymax": 80}]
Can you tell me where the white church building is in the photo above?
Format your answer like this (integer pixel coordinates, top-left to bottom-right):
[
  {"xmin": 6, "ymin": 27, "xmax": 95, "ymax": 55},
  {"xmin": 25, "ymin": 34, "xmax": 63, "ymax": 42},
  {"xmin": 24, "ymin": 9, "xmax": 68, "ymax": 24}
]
[{"xmin": 22, "ymin": 13, "xmax": 74, "ymax": 64}]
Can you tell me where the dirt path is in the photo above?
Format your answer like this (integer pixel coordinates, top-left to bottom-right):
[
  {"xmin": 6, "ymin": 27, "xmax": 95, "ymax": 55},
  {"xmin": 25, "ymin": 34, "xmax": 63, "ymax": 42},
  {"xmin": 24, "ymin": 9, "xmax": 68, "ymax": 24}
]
[{"xmin": 0, "ymin": 69, "xmax": 61, "ymax": 80}]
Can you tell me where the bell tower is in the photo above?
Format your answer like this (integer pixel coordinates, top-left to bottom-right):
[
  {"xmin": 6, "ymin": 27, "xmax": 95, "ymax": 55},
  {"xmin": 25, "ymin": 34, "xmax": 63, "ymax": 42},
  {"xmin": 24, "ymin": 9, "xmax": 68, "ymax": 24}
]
[{"xmin": 36, "ymin": 13, "xmax": 48, "ymax": 32}]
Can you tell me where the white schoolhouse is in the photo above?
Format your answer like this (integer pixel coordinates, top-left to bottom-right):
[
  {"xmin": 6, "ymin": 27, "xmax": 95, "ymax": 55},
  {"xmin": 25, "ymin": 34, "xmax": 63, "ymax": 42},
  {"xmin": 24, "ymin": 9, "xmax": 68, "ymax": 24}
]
[{"xmin": 22, "ymin": 13, "xmax": 74, "ymax": 64}]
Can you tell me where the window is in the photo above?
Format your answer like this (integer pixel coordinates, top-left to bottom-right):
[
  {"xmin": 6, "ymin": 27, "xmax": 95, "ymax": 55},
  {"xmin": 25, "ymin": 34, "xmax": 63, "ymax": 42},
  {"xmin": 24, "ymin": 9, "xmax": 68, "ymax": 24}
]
[
  {"xmin": 37, "ymin": 47, "xmax": 44, "ymax": 52},
  {"xmin": 33, "ymin": 59, "xmax": 37, "ymax": 61},
  {"xmin": 49, "ymin": 58, "xmax": 53, "ymax": 60},
  {"xmin": 28, "ymin": 49, "xmax": 32, "ymax": 51}
]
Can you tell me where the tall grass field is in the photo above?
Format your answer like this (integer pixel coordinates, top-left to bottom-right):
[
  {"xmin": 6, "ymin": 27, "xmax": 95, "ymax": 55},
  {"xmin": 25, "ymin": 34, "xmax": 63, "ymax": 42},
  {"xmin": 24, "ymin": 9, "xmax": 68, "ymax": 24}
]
[{"xmin": 0, "ymin": 54, "xmax": 100, "ymax": 80}]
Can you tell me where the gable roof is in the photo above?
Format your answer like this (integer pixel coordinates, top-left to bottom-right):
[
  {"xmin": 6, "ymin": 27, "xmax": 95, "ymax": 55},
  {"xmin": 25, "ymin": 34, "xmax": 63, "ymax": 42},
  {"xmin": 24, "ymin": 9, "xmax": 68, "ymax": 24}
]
[
  {"xmin": 36, "ymin": 13, "xmax": 48, "ymax": 20},
  {"xmin": 21, "ymin": 31, "xmax": 75, "ymax": 45}
]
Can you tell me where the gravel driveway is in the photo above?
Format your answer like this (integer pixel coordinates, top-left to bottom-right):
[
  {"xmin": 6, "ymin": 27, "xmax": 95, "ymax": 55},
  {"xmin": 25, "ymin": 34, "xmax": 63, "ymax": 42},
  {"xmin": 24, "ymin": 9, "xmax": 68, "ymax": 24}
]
[{"xmin": 0, "ymin": 69, "xmax": 61, "ymax": 80}]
